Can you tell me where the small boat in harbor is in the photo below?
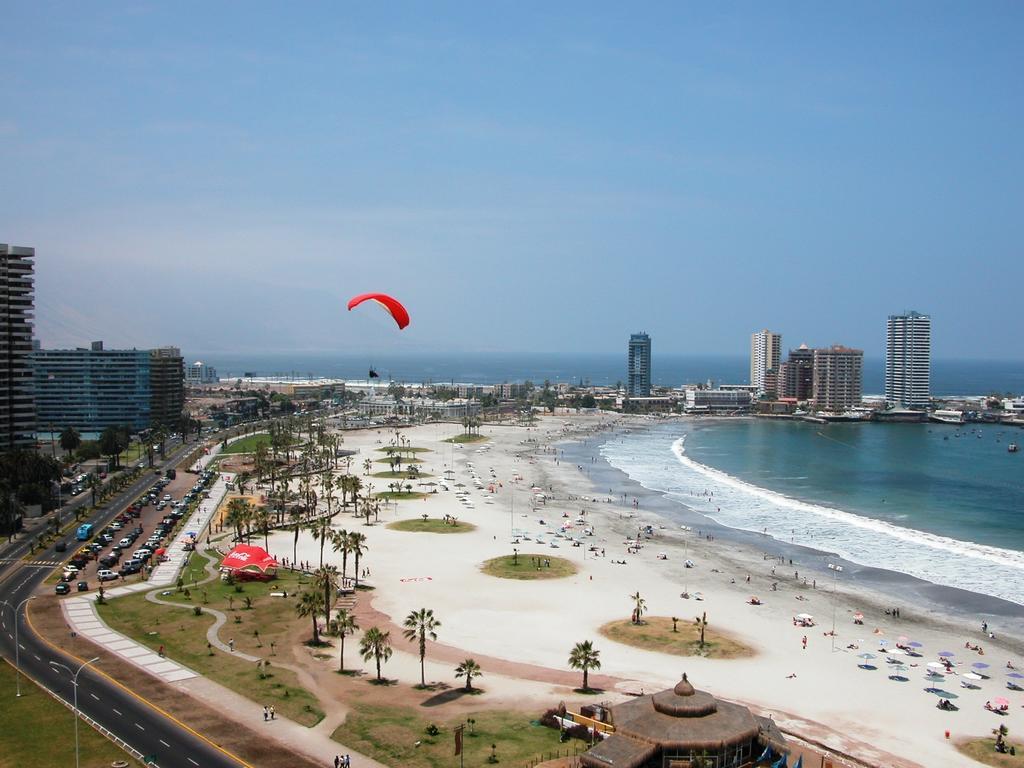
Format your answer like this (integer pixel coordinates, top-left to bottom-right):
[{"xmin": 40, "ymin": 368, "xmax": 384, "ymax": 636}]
[{"xmin": 1009, "ymin": 443, "xmax": 1019, "ymax": 453}]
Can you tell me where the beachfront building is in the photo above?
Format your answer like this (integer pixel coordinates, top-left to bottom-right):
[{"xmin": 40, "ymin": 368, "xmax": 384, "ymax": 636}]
[
  {"xmin": 579, "ymin": 675, "xmax": 788, "ymax": 768},
  {"xmin": 627, "ymin": 332, "xmax": 652, "ymax": 397},
  {"xmin": 150, "ymin": 346, "xmax": 184, "ymax": 428},
  {"xmin": 812, "ymin": 345, "xmax": 863, "ymax": 413},
  {"xmin": 357, "ymin": 396, "xmax": 479, "ymax": 420},
  {"xmin": 185, "ymin": 360, "xmax": 219, "ymax": 385},
  {"xmin": 778, "ymin": 344, "xmax": 814, "ymax": 401},
  {"xmin": 0, "ymin": 244, "xmax": 36, "ymax": 451},
  {"xmin": 885, "ymin": 310, "xmax": 931, "ymax": 409},
  {"xmin": 683, "ymin": 387, "xmax": 753, "ymax": 414},
  {"xmin": 749, "ymin": 329, "xmax": 781, "ymax": 395},
  {"xmin": 33, "ymin": 342, "xmax": 152, "ymax": 433}
]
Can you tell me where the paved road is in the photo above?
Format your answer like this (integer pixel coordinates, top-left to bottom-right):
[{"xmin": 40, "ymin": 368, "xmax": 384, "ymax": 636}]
[{"xmin": 0, "ymin": 438, "xmax": 249, "ymax": 768}]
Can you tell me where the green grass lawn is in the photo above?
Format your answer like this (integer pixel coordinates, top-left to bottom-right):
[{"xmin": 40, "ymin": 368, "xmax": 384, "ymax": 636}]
[
  {"xmin": 375, "ymin": 491, "xmax": 430, "ymax": 501},
  {"xmin": 374, "ymin": 446, "xmax": 432, "ymax": 454},
  {"xmin": 956, "ymin": 738, "xmax": 1021, "ymax": 767},
  {"xmin": 0, "ymin": 660, "xmax": 142, "ymax": 768},
  {"xmin": 599, "ymin": 617, "xmax": 753, "ymax": 660},
  {"xmin": 480, "ymin": 554, "xmax": 578, "ymax": 580},
  {"xmin": 220, "ymin": 433, "xmax": 293, "ymax": 455},
  {"xmin": 443, "ymin": 434, "xmax": 488, "ymax": 444},
  {"xmin": 372, "ymin": 470, "xmax": 433, "ymax": 480},
  {"xmin": 332, "ymin": 702, "xmax": 571, "ymax": 768},
  {"xmin": 387, "ymin": 518, "xmax": 476, "ymax": 534},
  {"xmin": 97, "ymin": 551, "xmax": 325, "ymax": 726}
]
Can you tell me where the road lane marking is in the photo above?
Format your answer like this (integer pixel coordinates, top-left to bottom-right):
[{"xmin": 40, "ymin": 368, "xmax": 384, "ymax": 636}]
[
  {"xmin": 135, "ymin": 722, "xmax": 145, "ymax": 731},
  {"xmin": 90, "ymin": 693, "xmax": 99, "ymax": 700},
  {"xmin": 113, "ymin": 708, "xmax": 122, "ymax": 715},
  {"xmin": 188, "ymin": 759, "xmax": 199, "ymax": 766},
  {"xmin": 160, "ymin": 739, "xmax": 170, "ymax": 747},
  {"xmin": 33, "ymin": 655, "xmax": 41, "ymax": 661}
]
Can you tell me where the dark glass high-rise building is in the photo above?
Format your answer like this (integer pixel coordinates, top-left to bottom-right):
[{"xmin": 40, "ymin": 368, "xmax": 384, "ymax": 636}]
[
  {"xmin": 0, "ymin": 244, "xmax": 36, "ymax": 451},
  {"xmin": 150, "ymin": 347, "xmax": 184, "ymax": 428},
  {"xmin": 627, "ymin": 332, "xmax": 651, "ymax": 396}
]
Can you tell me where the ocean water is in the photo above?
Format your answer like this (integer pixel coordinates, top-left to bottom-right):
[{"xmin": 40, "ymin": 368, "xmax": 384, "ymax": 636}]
[
  {"xmin": 599, "ymin": 419, "xmax": 1024, "ymax": 606},
  {"xmin": 189, "ymin": 351, "xmax": 1024, "ymax": 396}
]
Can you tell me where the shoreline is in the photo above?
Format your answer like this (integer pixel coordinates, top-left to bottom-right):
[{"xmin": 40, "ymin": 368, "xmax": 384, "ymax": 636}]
[
  {"xmin": 263, "ymin": 414, "xmax": 1022, "ymax": 768},
  {"xmin": 562, "ymin": 416, "xmax": 1024, "ymax": 642}
]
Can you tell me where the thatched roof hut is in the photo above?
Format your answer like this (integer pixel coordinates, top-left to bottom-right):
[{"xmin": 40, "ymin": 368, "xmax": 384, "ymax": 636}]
[{"xmin": 581, "ymin": 675, "xmax": 787, "ymax": 768}]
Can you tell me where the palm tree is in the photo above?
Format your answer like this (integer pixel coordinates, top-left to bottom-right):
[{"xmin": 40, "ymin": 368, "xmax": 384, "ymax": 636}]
[
  {"xmin": 256, "ymin": 507, "xmax": 271, "ymax": 551},
  {"xmin": 336, "ymin": 609, "xmax": 359, "ymax": 672},
  {"xmin": 362, "ymin": 458, "xmax": 372, "ymax": 476},
  {"xmin": 314, "ymin": 565, "xmax": 339, "ymax": 628},
  {"xmin": 319, "ymin": 469, "xmax": 336, "ymax": 520},
  {"xmin": 454, "ymin": 658, "xmax": 482, "ymax": 692},
  {"xmin": 331, "ymin": 529, "xmax": 351, "ymax": 586},
  {"xmin": 403, "ymin": 608, "xmax": 441, "ymax": 687},
  {"xmin": 568, "ymin": 640, "xmax": 601, "ymax": 692},
  {"xmin": 310, "ymin": 517, "xmax": 332, "ymax": 567},
  {"xmin": 289, "ymin": 505, "xmax": 305, "ymax": 565},
  {"xmin": 348, "ymin": 531, "xmax": 367, "ymax": 587},
  {"xmin": 348, "ymin": 476, "xmax": 363, "ymax": 513},
  {"xmin": 630, "ymin": 591, "xmax": 646, "ymax": 624},
  {"xmin": 359, "ymin": 626, "xmax": 392, "ymax": 681},
  {"xmin": 225, "ymin": 498, "xmax": 251, "ymax": 542},
  {"xmin": 59, "ymin": 426, "xmax": 81, "ymax": 458},
  {"xmin": 296, "ymin": 589, "xmax": 325, "ymax": 645},
  {"xmin": 86, "ymin": 474, "xmax": 101, "ymax": 508}
]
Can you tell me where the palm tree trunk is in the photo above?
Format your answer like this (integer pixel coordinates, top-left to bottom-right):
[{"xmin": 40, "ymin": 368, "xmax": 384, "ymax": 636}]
[
  {"xmin": 339, "ymin": 634, "xmax": 345, "ymax": 672},
  {"xmin": 375, "ymin": 653, "xmax": 381, "ymax": 681},
  {"xmin": 312, "ymin": 614, "xmax": 319, "ymax": 645},
  {"xmin": 292, "ymin": 526, "xmax": 299, "ymax": 565},
  {"xmin": 420, "ymin": 639, "xmax": 426, "ymax": 686},
  {"xmin": 354, "ymin": 552, "xmax": 361, "ymax": 588},
  {"xmin": 583, "ymin": 668, "xmax": 589, "ymax": 691}
]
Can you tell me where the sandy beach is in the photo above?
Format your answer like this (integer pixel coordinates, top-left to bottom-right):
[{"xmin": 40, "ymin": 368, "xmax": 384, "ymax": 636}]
[{"xmin": 260, "ymin": 413, "xmax": 1023, "ymax": 768}]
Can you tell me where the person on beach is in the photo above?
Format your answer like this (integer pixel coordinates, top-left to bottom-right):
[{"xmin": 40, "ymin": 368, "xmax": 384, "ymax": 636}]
[{"xmin": 802, "ymin": 635, "xmax": 808, "ymax": 650}]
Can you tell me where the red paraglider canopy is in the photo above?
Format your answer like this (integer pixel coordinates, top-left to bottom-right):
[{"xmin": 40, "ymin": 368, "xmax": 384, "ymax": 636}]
[{"xmin": 347, "ymin": 293, "xmax": 410, "ymax": 330}]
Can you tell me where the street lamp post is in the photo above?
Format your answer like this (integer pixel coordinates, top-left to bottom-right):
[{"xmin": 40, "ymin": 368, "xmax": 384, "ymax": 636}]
[
  {"xmin": 1, "ymin": 596, "xmax": 37, "ymax": 696},
  {"xmin": 828, "ymin": 563, "xmax": 844, "ymax": 652},
  {"xmin": 49, "ymin": 656, "xmax": 100, "ymax": 768}
]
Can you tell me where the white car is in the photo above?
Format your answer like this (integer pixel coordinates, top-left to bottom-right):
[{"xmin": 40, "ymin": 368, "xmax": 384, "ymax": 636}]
[{"xmin": 97, "ymin": 569, "xmax": 119, "ymax": 582}]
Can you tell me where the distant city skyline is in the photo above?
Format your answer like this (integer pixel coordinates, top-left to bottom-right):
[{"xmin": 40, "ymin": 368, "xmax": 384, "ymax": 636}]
[{"xmin": 2, "ymin": 4, "xmax": 1023, "ymax": 359}]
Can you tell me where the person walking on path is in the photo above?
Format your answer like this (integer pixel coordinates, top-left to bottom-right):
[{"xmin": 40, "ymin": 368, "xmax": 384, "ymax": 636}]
[
  {"xmin": 270, "ymin": 705, "xmax": 275, "ymax": 720},
  {"xmin": 334, "ymin": 757, "xmax": 340, "ymax": 768},
  {"xmin": 263, "ymin": 705, "xmax": 268, "ymax": 721},
  {"xmin": 802, "ymin": 635, "xmax": 808, "ymax": 650},
  {"xmin": 229, "ymin": 638, "xmax": 234, "ymax": 652}
]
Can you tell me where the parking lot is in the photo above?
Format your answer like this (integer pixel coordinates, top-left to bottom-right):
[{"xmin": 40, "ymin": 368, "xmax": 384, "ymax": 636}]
[{"xmin": 56, "ymin": 465, "xmax": 217, "ymax": 595}]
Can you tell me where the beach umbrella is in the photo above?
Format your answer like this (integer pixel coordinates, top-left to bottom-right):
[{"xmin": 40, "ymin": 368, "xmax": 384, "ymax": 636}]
[
  {"xmin": 907, "ymin": 641, "xmax": 924, "ymax": 648},
  {"xmin": 938, "ymin": 651, "xmax": 955, "ymax": 658},
  {"xmin": 877, "ymin": 639, "xmax": 888, "ymax": 646},
  {"xmin": 858, "ymin": 652, "xmax": 876, "ymax": 660},
  {"xmin": 993, "ymin": 697, "xmax": 1010, "ymax": 708},
  {"xmin": 853, "ymin": 611, "xmax": 864, "ymax": 620},
  {"xmin": 1007, "ymin": 672, "xmax": 1024, "ymax": 679},
  {"xmin": 888, "ymin": 648, "xmax": 906, "ymax": 656},
  {"xmin": 796, "ymin": 613, "xmax": 814, "ymax": 620},
  {"xmin": 927, "ymin": 662, "xmax": 946, "ymax": 669},
  {"xmin": 963, "ymin": 673, "xmax": 983, "ymax": 681},
  {"xmin": 972, "ymin": 662, "xmax": 991, "ymax": 670},
  {"xmin": 898, "ymin": 636, "xmax": 909, "ymax": 643}
]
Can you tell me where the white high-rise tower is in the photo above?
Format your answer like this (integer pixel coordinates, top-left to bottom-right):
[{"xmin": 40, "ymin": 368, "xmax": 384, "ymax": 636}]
[
  {"xmin": 749, "ymin": 329, "xmax": 781, "ymax": 395},
  {"xmin": 885, "ymin": 311, "xmax": 931, "ymax": 409}
]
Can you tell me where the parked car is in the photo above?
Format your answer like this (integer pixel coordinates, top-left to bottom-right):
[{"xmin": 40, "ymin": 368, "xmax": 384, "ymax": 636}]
[
  {"xmin": 55, "ymin": 583, "xmax": 71, "ymax": 595},
  {"xmin": 76, "ymin": 581, "xmax": 89, "ymax": 592},
  {"xmin": 119, "ymin": 560, "xmax": 142, "ymax": 577},
  {"xmin": 97, "ymin": 569, "xmax": 119, "ymax": 582},
  {"xmin": 69, "ymin": 557, "xmax": 88, "ymax": 569},
  {"xmin": 99, "ymin": 553, "xmax": 120, "ymax": 567}
]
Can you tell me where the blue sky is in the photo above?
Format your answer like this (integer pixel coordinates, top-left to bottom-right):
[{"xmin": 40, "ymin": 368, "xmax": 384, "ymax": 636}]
[{"xmin": 2, "ymin": 2, "xmax": 1022, "ymax": 359}]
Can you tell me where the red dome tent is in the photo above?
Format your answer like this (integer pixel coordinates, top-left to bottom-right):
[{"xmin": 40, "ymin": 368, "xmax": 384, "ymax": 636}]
[{"xmin": 220, "ymin": 544, "xmax": 279, "ymax": 581}]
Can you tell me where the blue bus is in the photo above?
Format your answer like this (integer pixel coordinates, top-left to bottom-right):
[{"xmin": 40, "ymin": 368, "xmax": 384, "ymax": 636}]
[{"xmin": 75, "ymin": 523, "xmax": 94, "ymax": 541}]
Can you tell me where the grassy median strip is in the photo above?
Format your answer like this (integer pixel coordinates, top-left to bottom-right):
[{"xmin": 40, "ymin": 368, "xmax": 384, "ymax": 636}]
[
  {"xmin": 0, "ymin": 659, "xmax": 142, "ymax": 768},
  {"xmin": 332, "ymin": 702, "xmax": 566, "ymax": 768},
  {"xmin": 97, "ymin": 551, "xmax": 325, "ymax": 726}
]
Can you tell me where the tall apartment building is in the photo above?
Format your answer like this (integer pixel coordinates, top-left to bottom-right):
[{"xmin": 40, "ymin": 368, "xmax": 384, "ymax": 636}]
[
  {"xmin": 33, "ymin": 342, "xmax": 151, "ymax": 433},
  {"xmin": 778, "ymin": 344, "xmax": 814, "ymax": 401},
  {"xmin": 0, "ymin": 244, "xmax": 36, "ymax": 451},
  {"xmin": 185, "ymin": 360, "xmax": 219, "ymax": 385},
  {"xmin": 885, "ymin": 311, "xmax": 931, "ymax": 409},
  {"xmin": 627, "ymin": 333, "xmax": 652, "ymax": 397},
  {"xmin": 150, "ymin": 347, "xmax": 184, "ymax": 428},
  {"xmin": 750, "ymin": 330, "xmax": 781, "ymax": 395},
  {"xmin": 812, "ymin": 345, "xmax": 863, "ymax": 412}
]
